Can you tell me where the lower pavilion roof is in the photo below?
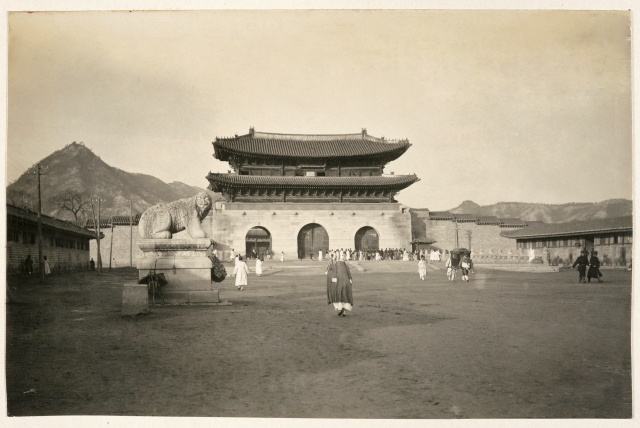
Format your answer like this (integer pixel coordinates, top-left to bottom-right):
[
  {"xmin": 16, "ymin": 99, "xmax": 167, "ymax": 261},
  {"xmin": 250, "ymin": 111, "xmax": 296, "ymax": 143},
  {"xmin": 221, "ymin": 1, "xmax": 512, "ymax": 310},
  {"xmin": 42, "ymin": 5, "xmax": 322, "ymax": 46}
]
[{"xmin": 206, "ymin": 173, "xmax": 419, "ymax": 190}]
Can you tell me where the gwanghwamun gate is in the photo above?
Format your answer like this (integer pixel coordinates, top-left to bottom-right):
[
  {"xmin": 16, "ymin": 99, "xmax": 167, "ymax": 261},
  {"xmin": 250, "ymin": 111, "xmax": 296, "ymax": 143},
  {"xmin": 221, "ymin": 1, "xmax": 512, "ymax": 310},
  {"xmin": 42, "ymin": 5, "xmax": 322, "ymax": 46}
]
[
  {"xmin": 205, "ymin": 128, "xmax": 418, "ymax": 260},
  {"xmin": 82, "ymin": 128, "xmax": 632, "ymax": 269}
]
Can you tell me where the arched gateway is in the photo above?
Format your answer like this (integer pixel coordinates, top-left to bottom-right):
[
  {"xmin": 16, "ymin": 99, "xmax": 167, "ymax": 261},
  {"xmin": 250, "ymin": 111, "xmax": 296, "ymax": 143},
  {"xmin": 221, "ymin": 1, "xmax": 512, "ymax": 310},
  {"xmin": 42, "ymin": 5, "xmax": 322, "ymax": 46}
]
[
  {"xmin": 245, "ymin": 227, "xmax": 271, "ymax": 258},
  {"xmin": 355, "ymin": 226, "xmax": 379, "ymax": 251},
  {"xmin": 297, "ymin": 223, "xmax": 329, "ymax": 259}
]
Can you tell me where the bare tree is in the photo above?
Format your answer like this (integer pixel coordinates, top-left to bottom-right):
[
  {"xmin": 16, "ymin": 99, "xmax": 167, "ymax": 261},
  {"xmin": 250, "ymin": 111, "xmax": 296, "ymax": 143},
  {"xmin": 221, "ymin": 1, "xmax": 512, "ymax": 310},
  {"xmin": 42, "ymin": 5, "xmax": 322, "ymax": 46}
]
[
  {"xmin": 7, "ymin": 189, "xmax": 33, "ymax": 210},
  {"xmin": 49, "ymin": 190, "xmax": 91, "ymax": 222}
]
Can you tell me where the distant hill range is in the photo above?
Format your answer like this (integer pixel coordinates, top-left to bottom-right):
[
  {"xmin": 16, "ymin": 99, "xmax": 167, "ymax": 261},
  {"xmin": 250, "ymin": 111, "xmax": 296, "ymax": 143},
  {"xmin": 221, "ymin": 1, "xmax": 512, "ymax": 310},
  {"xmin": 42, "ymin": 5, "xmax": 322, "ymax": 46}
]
[
  {"xmin": 7, "ymin": 142, "xmax": 631, "ymax": 225},
  {"xmin": 6, "ymin": 142, "xmax": 221, "ymax": 222},
  {"xmin": 448, "ymin": 199, "xmax": 633, "ymax": 223}
]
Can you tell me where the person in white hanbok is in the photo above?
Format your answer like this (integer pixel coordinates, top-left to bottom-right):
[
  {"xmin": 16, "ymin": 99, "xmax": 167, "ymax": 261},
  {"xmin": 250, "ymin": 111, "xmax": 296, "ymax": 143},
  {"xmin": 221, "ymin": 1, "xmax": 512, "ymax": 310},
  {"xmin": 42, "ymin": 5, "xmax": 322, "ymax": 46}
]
[
  {"xmin": 232, "ymin": 255, "xmax": 239, "ymax": 276},
  {"xmin": 402, "ymin": 250, "xmax": 410, "ymax": 261},
  {"xmin": 255, "ymin": 256, "xmax": 263, "ymax": 276},
  {"xmin": 233, "ymin": 255, "xmax": 249, "ymax": 290},
  {"xmin": 280, "ymin": 251, "xmax": 284, "ymax": 262},
  {"xmin": 445, "ymin": 255, "xmax": 455, "ymax": 281},
  {"xmin": 229, "ymin": 249, "xmax": 235, "ymax": 261},
  {"xmin": 43, "ymin": 256, "xmax": 51, "ymax": 275},
  {"xmin": 418, "ymin": 256, "xmax": 427, "ymax": 280}
]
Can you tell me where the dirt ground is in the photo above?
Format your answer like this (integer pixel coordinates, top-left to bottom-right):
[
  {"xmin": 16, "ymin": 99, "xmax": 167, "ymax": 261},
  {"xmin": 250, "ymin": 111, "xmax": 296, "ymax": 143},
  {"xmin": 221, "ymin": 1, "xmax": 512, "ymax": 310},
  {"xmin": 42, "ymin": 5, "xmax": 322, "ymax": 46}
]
[{"xmin": 5, "ymin": 261, "xmax": 632, "ymax": 418}]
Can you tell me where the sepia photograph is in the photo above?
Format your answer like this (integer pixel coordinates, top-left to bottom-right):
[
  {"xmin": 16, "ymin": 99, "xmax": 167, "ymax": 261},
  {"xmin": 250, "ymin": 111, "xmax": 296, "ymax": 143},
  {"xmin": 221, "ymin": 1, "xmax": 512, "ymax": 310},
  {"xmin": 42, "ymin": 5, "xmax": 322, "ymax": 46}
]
[{"xmin": 2, "ymin": 2, "xmax": 636, "ymax": 427}]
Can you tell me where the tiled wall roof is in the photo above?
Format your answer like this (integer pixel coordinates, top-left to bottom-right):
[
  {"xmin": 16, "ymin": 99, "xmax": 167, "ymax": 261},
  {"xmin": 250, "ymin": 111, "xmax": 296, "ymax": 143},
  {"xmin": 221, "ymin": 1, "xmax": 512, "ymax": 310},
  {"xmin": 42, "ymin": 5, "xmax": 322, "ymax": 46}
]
[{"xmin": 502, "ymin": 216, "xmax": 632, "ymax": 239}]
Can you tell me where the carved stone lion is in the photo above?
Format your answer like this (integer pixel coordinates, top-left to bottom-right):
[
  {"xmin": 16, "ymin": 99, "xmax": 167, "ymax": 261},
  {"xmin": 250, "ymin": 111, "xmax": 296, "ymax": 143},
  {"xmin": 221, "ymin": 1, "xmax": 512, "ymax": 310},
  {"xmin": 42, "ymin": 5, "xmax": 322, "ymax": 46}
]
[{"xmin": 138, "ymin": 192, "xmax": 212, "ymax": 239}]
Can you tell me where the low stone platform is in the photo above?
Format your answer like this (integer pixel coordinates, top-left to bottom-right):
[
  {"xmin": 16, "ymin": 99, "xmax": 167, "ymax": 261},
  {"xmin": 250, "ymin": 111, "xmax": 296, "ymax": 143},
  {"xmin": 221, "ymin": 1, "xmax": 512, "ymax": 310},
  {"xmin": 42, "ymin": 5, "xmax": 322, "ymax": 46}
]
[
  {"xmin": 137, "ymin": 238, "xmax": 219, "ymax": 304},
  {"xmin": 476, "ymin": 264, "xmax": 559, "ymax": 273}
]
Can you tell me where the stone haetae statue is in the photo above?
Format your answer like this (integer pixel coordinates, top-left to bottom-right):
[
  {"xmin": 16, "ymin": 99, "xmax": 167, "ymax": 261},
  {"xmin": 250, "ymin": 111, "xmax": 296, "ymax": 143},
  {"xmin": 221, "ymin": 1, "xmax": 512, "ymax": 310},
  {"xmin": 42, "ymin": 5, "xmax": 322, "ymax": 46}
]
[{"xmin": 138, "ymin": 192, "xmax": 212, "ymax": 239}]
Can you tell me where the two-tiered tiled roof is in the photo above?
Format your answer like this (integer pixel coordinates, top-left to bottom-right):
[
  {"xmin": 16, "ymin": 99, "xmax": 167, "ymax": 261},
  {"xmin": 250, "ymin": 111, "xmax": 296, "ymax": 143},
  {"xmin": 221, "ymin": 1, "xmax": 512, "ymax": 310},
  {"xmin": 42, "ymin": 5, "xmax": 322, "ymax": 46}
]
[
  {"xmin": 213, "ymin": 130, "xmax": 411, "ymax": 161},
  {"xmin": 501, "ymin": 216, "xmax": 632, "ymax": 239}
]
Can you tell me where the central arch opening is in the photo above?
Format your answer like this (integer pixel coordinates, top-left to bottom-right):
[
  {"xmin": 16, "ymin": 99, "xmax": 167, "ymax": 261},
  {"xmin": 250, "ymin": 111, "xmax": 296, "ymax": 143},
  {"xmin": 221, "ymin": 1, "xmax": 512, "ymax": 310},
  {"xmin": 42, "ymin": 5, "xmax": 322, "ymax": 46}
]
[
  {"xmin": 245, "ymin": 226, "xmax": 271, "ymax": 259},
  {"xmin": 297, "ymin": 223, "xmax": 329, "ymax": 259},
  {"xmin": 355, "ymin": 226, "xmax": 379, "ymax": 252}
]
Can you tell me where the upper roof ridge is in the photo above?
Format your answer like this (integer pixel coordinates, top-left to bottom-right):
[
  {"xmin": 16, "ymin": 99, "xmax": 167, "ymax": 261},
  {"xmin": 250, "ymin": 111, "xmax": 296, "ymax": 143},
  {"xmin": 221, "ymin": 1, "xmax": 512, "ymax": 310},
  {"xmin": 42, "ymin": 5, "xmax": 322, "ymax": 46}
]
[{"xmin": 215, "ymin": 129, "xmax": 409, "ymax": 144}]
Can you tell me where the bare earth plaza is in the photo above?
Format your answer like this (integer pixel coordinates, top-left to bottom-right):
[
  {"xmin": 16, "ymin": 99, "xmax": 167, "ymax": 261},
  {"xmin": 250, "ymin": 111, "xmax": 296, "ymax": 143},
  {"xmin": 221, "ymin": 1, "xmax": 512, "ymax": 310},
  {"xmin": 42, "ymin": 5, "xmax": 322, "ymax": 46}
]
[
  {"xmin": 6, "ymin": 264, "xmax": 632, "ymax": 418},
  {"xmin": 4, "ymin": 8, "xmax": 635, "ymax": 425}
]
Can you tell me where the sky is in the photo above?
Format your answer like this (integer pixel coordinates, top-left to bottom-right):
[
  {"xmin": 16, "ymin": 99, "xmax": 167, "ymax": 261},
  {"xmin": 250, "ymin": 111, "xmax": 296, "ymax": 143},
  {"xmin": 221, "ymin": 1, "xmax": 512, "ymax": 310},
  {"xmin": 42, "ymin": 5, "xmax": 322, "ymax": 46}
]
[{"xmin": 6, "ymin": 9, "xmax": 632, "ymax": 210}]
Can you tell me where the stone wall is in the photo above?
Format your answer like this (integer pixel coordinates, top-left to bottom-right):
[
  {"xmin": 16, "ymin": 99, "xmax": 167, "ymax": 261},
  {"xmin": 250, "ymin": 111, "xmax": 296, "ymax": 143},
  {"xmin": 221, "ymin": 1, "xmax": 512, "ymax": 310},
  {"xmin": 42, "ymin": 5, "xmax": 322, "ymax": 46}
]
[
  {"xmin": 421, "ymin": 219, "xmax": 522, "ymax": 253},
  {"xmin": 205, "ymin": 202, "xmax": 412, "ymax": 260},
  {"xmin": 410, "ymin": 210, "xmax": 430, "ymax": 240},
  {"xmin": 7, "ymin": 241, "xmax": 90, "ymax": 274},
  {"xmin": 89, "ymin": 225, "xmax": 143, "ymax": 268}
]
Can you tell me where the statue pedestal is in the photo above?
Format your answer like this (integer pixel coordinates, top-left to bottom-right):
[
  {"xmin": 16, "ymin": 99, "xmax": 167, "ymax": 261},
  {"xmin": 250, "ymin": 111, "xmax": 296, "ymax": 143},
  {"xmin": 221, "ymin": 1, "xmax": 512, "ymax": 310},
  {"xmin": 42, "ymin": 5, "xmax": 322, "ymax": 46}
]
[{"xmin": 136, "ymin": 238, "xmax": 219, "ymax": 304}]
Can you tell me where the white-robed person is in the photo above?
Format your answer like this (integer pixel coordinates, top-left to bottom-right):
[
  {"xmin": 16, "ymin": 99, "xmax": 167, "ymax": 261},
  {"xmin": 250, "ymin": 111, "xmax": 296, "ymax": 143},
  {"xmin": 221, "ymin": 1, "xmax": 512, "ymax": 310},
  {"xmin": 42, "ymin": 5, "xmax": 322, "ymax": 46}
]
[
  {"xmin": 445, "ymin": 254, "xmax": 455, "ymax": 281},
  {"xmin": 318, "ymin": 250, "xmax": 323, "ymax": 261},
  {"xmin": 233, "ymin": 255, "xmax": 249, "ymax": 291},
  {"xmin": 418, "ymin": 255, "xmax": 427, "ymax": 280},
  {"xmin": 403, "ymin": 249, "xmax": 410, "ymax": 261},
  {"xmin": 43, "ymin": 256, "xmax": 52, "ymax": 276},
  {"xmin": 229, "ymin": 248, "xmax": 235, "ymax": 262},
  {"xmin": 255, "ymin": 255, "xmax": 263, "ymax": 276},
  {"xmin": 280, "ymin": 251, "xmax": 284, "ymax": 262}
]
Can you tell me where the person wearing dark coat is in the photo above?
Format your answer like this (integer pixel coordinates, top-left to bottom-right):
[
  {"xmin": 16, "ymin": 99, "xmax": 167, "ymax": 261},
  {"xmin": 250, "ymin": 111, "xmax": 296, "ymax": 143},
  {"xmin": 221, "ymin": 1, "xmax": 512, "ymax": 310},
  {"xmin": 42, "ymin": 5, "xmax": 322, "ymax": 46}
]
[
  {"xmin": 24, "ymin": 255, "xmax": 33, "ymax": 275},
  {"xmin": 587, "ymin": 251, "xmax": 603, "ymax": 283},
  {"xmin": 327, "ymin": 259, "xmax": 354, "ymax": 316},
  {"xmin": 326, "ymin": 254, "xmax": 336, "ymax": 303},
  {"xmin": 572, "ymin": 250, "xmax": 590, "ymax": 283}
]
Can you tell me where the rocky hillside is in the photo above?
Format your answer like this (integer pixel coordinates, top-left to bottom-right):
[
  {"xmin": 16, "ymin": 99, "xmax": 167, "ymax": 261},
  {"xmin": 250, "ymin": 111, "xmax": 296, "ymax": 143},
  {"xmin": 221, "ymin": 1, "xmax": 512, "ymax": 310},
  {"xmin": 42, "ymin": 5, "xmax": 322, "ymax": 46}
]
[
  {"xmin": 6, "ymin": 142, "xmax": 221, "ymax": 222},
  {"xmin": 449, "ymin": 199, "xmax": 632, "ymax": 223}
]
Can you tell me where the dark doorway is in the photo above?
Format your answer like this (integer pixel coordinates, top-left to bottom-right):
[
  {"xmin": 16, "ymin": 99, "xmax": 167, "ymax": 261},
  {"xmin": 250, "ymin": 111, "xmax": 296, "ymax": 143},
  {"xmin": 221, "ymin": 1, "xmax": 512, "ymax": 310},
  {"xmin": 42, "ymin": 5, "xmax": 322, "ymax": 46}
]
[
  {"xmin": 245, "ymin": 227, "xmax": 271, "ymax": 258},
  {"xmin": 297, "ymin": 223, "xmax": 329, "ymax": 259},
  {"xmin": 355, "ymin": 226, "xmax": 379, "ymax": 251}
]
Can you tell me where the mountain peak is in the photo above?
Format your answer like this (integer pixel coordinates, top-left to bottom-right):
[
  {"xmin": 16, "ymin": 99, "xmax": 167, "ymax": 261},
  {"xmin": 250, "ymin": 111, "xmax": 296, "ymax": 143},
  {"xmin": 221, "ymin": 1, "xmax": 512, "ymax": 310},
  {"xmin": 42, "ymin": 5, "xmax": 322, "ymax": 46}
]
[
  {"xmin": 448, "ymin": 199, "xmax": 632, "ymax": 223},
  {"xmin": 450, "ymin": 200, "xmax": 481, "ymax": 214}
]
